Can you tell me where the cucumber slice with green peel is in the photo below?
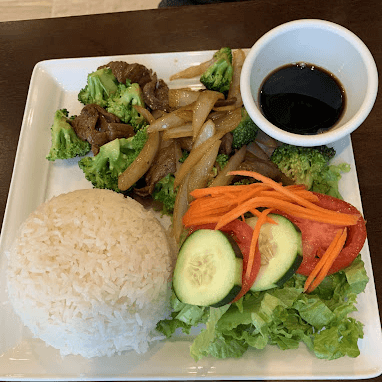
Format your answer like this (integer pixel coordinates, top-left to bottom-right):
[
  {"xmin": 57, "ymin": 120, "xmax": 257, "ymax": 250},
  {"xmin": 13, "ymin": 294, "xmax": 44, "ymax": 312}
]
[
  {"xmin": 247, "ymin": 214, "xmax": 303, "ymax": 292},
  {"xmin": 173, "ymin": 229, "xmax": 243, "ymax": 307}
]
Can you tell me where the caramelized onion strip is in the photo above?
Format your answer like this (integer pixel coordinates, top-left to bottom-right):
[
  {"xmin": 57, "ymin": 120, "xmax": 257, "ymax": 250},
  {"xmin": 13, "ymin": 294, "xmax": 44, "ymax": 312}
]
[
  {"xmin": 214, "ymin": 107, "xmax": 242, "ymax": 133},
  {"xmin": 162, "ymin": 123, "xmax": 193, "ymax": 140},
  {"xmin": 193, "ymin": 119, "xmax": 216, "ymax": 149},
  {"xmin": 118, "ymin": 131, "xmax": 161, "ymax": 191},
  {"xmin": 147, "ymin": 111, "xmax": 188, "ymax": 133},
  {"xmin": 168, "ymin": 88, "xmax": 200, "ymax": 108},
  {"xmin": 174, "ymin": 118, "xmax": 240, "ymax": 189},
  {"xmin": 246, "ymin": 141, "xmax": 271, "ymax": 160},
  {"xmin": 172, "ymin": 173, "xmax": 191, "ymax": 243},
  {"xmin": 228, "ymin": 49, "xmax": 246, "ymax": 108},
  {"xmin": 193, "ymin": 90, "xmax": 224, "ymax": 139},
  {"xmin": 209, "ymin": 145, "xmax": 247, "ymax": 187},
  {"xmin": 169, "ymin": 58, "xmax": 214, "ymax": 81},
  {"xmin": 133, "ymin": 105, "xmax": 155, "ymax": 124},
  {"xmin": 187, "ymin": 140, "xmax": 221, "ymax": 202}
]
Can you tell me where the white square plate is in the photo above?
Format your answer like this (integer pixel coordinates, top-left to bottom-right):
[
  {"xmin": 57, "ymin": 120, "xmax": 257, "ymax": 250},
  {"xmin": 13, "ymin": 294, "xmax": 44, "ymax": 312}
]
[{"xmin": 0, "ymin": 50, "xmax": 381, "ymax": 380}]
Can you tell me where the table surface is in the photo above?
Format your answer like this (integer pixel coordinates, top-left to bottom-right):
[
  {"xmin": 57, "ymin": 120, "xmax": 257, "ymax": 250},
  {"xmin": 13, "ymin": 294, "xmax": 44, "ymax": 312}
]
[{"xmin": 0, "ymin": 0, "xmax": 381, "ymax": 380}]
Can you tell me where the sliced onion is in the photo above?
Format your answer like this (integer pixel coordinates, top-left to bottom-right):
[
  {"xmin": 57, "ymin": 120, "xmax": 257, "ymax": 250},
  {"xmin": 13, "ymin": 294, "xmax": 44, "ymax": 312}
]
[
  {"xmin": 169, "ymin": 58, "xmax": 214, "ymax": 81},
  {"xmin": 174, "ymin": 132, "xmax": 221, "ymax": 189},
  {"xmin": 172, "ymin": 172, "xmax": 191, "ymax": 243},
  {"xmin": 214, "ymin": 107, "xmax": 242, "ymax": 133},
  {"xmin": 168, "ymin": 88, "xmax": 200, "ymax": 108},
  {"xmin": 192, "ymin": 90, "xmax": 224, "ymax": 139},
  {"xmin": 212, "ymin": 97, "xmax": 238, "ymax": 112},
  {"xmin": 209, "ymin": 145, "xmax": 247, "ymax": 187},
  {"xmin": 193, "ymin": 119, "xmax": 216, "ymax": 149},
  {"xmin": 152, "ymin": 109, "xmax": 166, "ymax": 120},
  {"xmin": 147, "ymin": 111, "xmax": 188, "ymax": 133},
  {"xmin": 246, "ymin": 141, "xmax": 271, "ymax": 160},
  {"xmin": 209, "ymin": 110, "xmax": 229, "ymax": 121},
  {"xmin": 228, "ymin": 49, "xmax": 246, "ymax": 108},
  {"xmin": 173, "ymin": 139, "xmax": 183, "ymax": 173},
  {"xmin": 173, "ymin": 108, "xmax": 193, "ymax": 122},
  {"xmin": 162, "ymin": 123, "xmax": 193, "ymax": 140},
  {"xmin": 118, "ymin": 131, "xmax": 160, "ymax": 191},
  {"xmin": 187, "ymin": 140, "xmax": 221, "ymax": 202},
  {"xmin": 255, "ymin": 129, "xmax": 279, "ymax": 148},
  {"xmin": 133, "ymin": 105, "xmax": 155, "ymax": 124}
]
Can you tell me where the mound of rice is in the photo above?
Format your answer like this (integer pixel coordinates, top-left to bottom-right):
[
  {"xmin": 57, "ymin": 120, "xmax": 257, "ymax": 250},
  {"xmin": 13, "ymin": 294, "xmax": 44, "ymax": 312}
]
[{"xmin": 6, "ymin": 189, "xmax": 175, "ymax": 358}]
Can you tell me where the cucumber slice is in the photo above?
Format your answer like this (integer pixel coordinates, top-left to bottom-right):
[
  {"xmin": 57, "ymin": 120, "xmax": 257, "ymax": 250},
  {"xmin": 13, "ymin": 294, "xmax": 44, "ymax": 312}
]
[
  {"xmin": 173, "ymin": 229, "xmax": 243, "ymax": 307},
  {"xmin": 247, "ymin": 214, "xmax": 303, "ymax": 292}
]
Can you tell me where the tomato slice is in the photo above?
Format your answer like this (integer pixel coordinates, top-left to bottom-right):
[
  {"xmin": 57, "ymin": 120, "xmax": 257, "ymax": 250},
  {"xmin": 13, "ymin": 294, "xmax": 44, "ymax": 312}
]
[
  {"xmin": 187, "ymin": 220, "xmax": 261, "ymax": 302},
  {"xmin": 278, "ymin": 192, "xmax": 367, "ymax": 276}
]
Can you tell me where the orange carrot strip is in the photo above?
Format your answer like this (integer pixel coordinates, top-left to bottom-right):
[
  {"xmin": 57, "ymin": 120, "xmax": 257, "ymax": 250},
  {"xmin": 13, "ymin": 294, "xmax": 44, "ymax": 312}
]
[
  {"xmin": 189, "ymin": 182, "xmax": 261, "ymax": 198},
  {"xmin": 303, "ymin": 228, "xmax": 343, "ymax": 292},
  {"xmin": 249, "ymin": 209, "xmax": 278, "ymax": 224},
  {"xmin": 285, "ymin": 184, "xmax": 308, "ymax": 190},
  {"xmin": 246, "ymin": 208, "xmax": 273, "ymax": 280},
  {"xmin": 305, "ymin": 227, "xmax": 348, "ymax": 292},
  {"xmin": 187, "ymin": 200, "xmax": 237, "ymax": 216},
  {"xmin": 236, "ymin": 187, "xmax": 268, "ymax": 205},
  {"xmin": 255, "ymin": 190, "xmax": 320, "ymax": 204},
  {"xmin": 215, "ymin": 196, "xmax": 358, "ymax": 230},
  {"xmin": 228, "ymin": 170, "xmax": 347, "ymax": 215},
  {"xmin": 189, "ymin": 194, "xmax": 238, "ymax": 209},
  {"xmin": 183, "ymin": 214, "xmax": 221, "ymax": 227}
]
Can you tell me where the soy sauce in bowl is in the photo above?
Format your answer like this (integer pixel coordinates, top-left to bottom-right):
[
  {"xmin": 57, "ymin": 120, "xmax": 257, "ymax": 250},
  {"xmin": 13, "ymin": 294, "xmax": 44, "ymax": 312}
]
[{"xmin": 259, "ymin": 63, "xmax": 346, "ymax": 135}]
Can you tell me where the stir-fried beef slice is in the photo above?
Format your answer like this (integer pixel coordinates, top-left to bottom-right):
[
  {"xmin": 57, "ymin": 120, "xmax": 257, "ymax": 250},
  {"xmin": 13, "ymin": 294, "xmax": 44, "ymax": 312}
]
[
  {"xmin": 143, "ymin": 73, "xmax": 170, "ymax": 112},
  {"xmin": 99, "ymin": 61, "xmax": 153, "ymax": 89},
  {"xmin": 123, "ymin": 63, "xmax": 153, "ymax": 88},
  {"xmin": 235, "ymin": 151, "xmax": 295, "ymax": 185},
  {"xmin": 72, "ymin": 104, "xmax": 134, "ymax": 155},
  {"xmin": 219, "ymin": 133, "xmax": 233, "ymax": 155},
  {"xmin": 134, "ymin": 141, "xmax": 178, "ymax": 197},
  {"xmin": 99, "ymin": 61, "xmax": 170, "ymax": 112},
  {"xmin": 106, "ymin": 123, "xmax": 135, "ymax": 141}
]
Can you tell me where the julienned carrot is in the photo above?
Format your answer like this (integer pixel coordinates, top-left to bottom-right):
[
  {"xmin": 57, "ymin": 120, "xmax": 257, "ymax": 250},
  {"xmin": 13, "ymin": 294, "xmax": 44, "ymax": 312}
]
[
  {"xmin": 228, "ymin": 170, "xmax": 344, "ymax": 215},
  {"xmin": 189, "ymin": 182, "xmax": 261, "ymax": 198},
  {"xmin": 257, "ymin": 190, "xmax": 319, "ymax": 203},
  {"xmin": 250, "ymin": 209, "xmax": 277, "ymax": 224},
  {"xmin": 182, "ymin": 214, "xmax": 222, "ymax": 226},
  {"xmin": 246, "ymin": 208, "xmax": 273, "ymax": 280},
  {"xmin": 213, "ymin": 196, "xmax": 358, "ymax": 230},
  {"xmin": 304, "ymin": 227, "xmax": 348, "ymax": 293},
  {"xmin": 303, "ymin": 228, "xmax": 343, "ymax": 291}
]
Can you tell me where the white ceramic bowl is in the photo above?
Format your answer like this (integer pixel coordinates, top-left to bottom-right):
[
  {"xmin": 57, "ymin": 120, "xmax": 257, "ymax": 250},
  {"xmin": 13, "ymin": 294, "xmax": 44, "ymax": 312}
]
[{"xmin": 240, "ymin": 19, "xmax": 378, "ymax": 146}]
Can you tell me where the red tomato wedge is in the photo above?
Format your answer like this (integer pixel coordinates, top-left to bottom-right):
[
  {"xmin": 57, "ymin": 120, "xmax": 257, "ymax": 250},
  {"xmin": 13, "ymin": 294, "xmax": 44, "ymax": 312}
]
[
  {"xmin": 187, "ymin": 220, "xmax": 261, "ymax": 302},
  {"xmin": 278, "ymin": 192, "xmax": 367, "ymax": 276}
]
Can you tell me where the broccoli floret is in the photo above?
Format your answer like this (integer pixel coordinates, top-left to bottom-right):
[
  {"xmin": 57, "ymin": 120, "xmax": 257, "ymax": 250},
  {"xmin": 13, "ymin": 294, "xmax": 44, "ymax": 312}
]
[
  {"xmin": 216, "ymin": 153, "xmax": 229, "ymax": 169},
  {"xmin": 46, "ymin": 109, "xmax": 91, "ymax": 161},
  {"xmin": 78, "ymin": 128, "xmax": 148, "ymax": 192},
  {"xmin": 78, "ymin": 68, "xmax": 119, "ymax": 107},
  {"xmin": 152, "ymin": 173, "xmax": 177, "ymax": 215},
  {"xmin": 106, "ymin": 82, "xmax": 147, "ymax": 131},
  {"xmin": 270, "ymin": 144, "xmax": 350, "ymax": 199},
  {"xmin": 232, "ymin": 108, "xmax": 259, "ymax": 149},
  {"xmin": 200, "ymin": 47, "xmax": 234, "ymax": 95}
]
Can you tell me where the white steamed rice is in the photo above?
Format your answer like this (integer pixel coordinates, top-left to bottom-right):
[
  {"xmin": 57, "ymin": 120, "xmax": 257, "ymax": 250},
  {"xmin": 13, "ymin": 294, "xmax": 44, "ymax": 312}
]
[{"xmin": 6, "ymin": 189, "xmax": 176, "ymax": 358}]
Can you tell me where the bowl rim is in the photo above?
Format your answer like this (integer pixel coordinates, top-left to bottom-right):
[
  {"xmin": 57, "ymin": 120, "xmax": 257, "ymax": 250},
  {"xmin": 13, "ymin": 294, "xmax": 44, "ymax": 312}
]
[{"xmin": 240, "ymin": 19, "xmax": 379, "ymax": 147}]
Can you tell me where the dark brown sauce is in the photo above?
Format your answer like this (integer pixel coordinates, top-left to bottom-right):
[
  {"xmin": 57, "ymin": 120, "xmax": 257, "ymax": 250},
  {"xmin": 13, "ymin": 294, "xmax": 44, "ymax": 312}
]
[{"xmin": 259, "ymin": 63, "xmax": 346, "ymax": 135}]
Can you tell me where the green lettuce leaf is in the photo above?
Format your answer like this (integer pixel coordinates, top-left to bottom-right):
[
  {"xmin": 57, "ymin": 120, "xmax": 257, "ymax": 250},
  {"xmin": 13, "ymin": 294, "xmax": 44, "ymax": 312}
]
[
  {"xmin": 156, "ymin": 257, "xmax": 369, "ymax": 362},
  {"xmin": 313, "ymin": 317, "xmax": 364, "ymax": 360},
  {"xmin": 190, "ymin": 305, "xmax": 230, "ymax": 361}
]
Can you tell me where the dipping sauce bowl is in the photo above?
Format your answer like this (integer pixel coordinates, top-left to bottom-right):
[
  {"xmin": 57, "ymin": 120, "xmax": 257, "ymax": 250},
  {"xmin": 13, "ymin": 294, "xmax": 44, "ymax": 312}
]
[{"xmin": 240, "ymin": 19, "xmax": 378, "ymax": 146}]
